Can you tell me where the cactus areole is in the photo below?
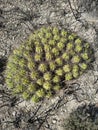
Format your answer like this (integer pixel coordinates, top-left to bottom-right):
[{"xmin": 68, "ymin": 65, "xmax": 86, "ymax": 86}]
[{"xmin": 5, "ymin": 27, "xmax": 93, "ymax": 102}]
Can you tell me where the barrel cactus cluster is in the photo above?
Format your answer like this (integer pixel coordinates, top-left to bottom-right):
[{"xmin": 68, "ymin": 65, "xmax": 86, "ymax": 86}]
[{"xmin": 5, "ymin": 26, "xmax": 93, "ymax": 102}]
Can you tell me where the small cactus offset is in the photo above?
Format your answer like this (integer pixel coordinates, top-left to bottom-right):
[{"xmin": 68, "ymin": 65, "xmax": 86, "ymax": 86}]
[{"xmin": 5, "ymin": 27, "xmax": 94, "ymax": 102}]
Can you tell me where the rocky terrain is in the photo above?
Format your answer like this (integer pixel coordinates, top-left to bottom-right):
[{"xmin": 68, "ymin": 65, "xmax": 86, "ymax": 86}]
[{"xmin": 0, "ymin": 0, "xmax": 98, "ymax": 130}]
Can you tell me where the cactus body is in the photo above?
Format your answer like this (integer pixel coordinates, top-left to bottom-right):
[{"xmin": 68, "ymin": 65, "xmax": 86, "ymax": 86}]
[{"xmin": 5, "ymin": 27, "xmax": 93, "ymax": 102}]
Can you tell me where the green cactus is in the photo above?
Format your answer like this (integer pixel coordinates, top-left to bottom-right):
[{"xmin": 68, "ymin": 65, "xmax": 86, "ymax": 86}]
[
  {"xmin": 81, "ymin": 52, "xmax": 89, "ymax": 60},
  {"xmin": 72, "ymin": 71, "xmax": 79, "ymax": 78},
  {"xmin": 68, "ymin": 35, "xmax": 74, "ymax": 41},
  {"xmin": 75, "ymin": 45, "xmax": 82, "ymax": 52},
  {"xmin": 45, "ymin": 32, "xmax": 52, "ymax": 39},
  {"xmin": 62, "ymin": 52, "xmax": 70, "ymax": 60},
  {"xmin": 37, "ymin": 78, "xmax": 44, "ymax": 86},
  {"xmin": 53, "ymin": 75, "xmax": 60, "ymax": 83},
  {"xmin": 63, "ymin": 64, "xmax": 71, "ymax": 73},
  {"xmin": 22, "ymin": 91, "xmax": 30, "ymax": 100},
  {"xmin": 65, "ymin": 73, "xmax": 73, "ymax": 81},
  {"xmin": 28, "ymin": 84, "xmax": 37, "ymax": 92},
  {"xmin": 49, "ymin": 61, "xmax": 56, "ymax": 71},
  {"xmin": 44, "ymin": 44, "xmax": 52, "ymax": 52},
  {"xmin": 75, "ymin": 38, "xmax": 82, "ymax": 44},
  {"xmin": 61, "ymin": 30, "xmax": 67, "ymax": 37},
  {"xmin": 72, "ymin": 55, "xmax": 81, "ymax": 63},
  {"xmin": 53, "ymin": 27, "xmax": 59, "ymax": 34},
  {"xmin": 31, "ymin": 95, "xmax": 39, "ymax": 103},
  {"xmin": 35, "ymin": 45, "xmax": 43, "ymax": 53},
  {"xmin": 55, "ymin": 58, "xmax": 63, "ymax": 66},
  {"xmin": 57, "ymin": 42, "xmax": 65, "ymax": 50},
  {"xmin": 53, "ymin": 35, "xmax": 60, "ymax": 41},
  {"xmin": 80, "ymin": 63, "xmax": 87, "ymax": 70},
  {"xmin": 43, "ymin": 72, "xmax": 52, "ymax": 81},
  {"xmin": 34, "ymin": 54, "xmax": 41, "ymax": 62},
  {"xmin": 72, "ymin": 65, "xmax": 79, "ymax": 78},
  {"xmin": 49, "ymin": 40, "xmax": 55, "ymax": 46},
  {"xmin": 52, "ymin": 48, "xmax": 59, "ymax": 56},
  {"xmin": 53, "ymin": 85, "xmax": 61, "ymax": 91},
  {"xmin": 38, "ymin": 63, "xmax": 47, "ymax": 72},
  {"xmin": 60, "ymin": 38, "xmax": 67, "ymax": 43},
  {"xmin": 36, "ymin": 89, "xmax": 45, "ymax": 98},
  {"xmin": 66, "ymin": 42, "xmax": 74, "ymax": 50},
  {"xmin": 43, "ymin": 81, "xmax": 52, "ymax": 90},
  {"xmin": 30, "ymin": 71, "xmax": 39, "ymax": 80},
  {"xmin": 46, "ymin": 91, "xmax": 52, "ymax": 98},
  {"xmin": 45, "ymin": 52, "xmax": 53, "ymax": 61},
  {"xmin": 28, "ymin": 61, "xmax": 36, "ymax": 70},
  {"xmin": 5, "ymin": 27, "xmax": 94, "ymax": 102},
  {"xmin": 56, "ymin": 68, "xmax": 63, "ymax": 76}
]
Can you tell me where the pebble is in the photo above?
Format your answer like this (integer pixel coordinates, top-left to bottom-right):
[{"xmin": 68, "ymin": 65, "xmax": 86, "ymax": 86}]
[
  {"xmin": 52, "ymin": 118, "xmax": 57, "ymax": 124},
  {"xmin": 12, "ymin": 111, "xmax": 16, "ymax": 116}
]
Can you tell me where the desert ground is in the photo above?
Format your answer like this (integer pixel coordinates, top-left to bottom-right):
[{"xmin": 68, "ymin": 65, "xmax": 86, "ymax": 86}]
[{"xmin": 0, "ymin": 0, "xmax": 98, "ymax": 130}]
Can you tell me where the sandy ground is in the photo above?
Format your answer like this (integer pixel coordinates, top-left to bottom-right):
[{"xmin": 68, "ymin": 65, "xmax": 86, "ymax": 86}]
[{"xmin": 0, "ymin": 0, "xmax": 98, "ymax": 130}]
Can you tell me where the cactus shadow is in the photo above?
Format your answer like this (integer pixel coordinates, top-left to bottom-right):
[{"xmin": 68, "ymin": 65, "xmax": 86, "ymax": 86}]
[
  {"xmin": 0, "ymin": 57, "xmax": 7, "ymax": 73},
  {"xmin": 64, "ymin": 103, "xmax": 98, "ymax": 130}
]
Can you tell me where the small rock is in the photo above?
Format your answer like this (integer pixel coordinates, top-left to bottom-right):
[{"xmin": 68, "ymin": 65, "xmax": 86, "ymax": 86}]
[
  {"xmin": 52, "ymin": 118, "xmax": 57, "ymax": 124},
  {"xmin": 12, "ymin": 111, "xmax": 16, "ymax": 116}
]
